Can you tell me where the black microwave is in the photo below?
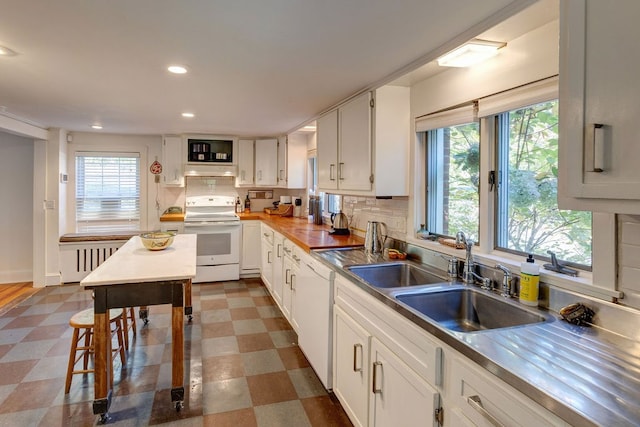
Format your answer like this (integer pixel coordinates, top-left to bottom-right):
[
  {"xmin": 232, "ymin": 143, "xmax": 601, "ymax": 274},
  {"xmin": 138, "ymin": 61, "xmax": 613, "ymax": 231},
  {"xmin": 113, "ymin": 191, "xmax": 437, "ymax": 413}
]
[{"xmin": 187, "ymin": 138, "xmax": 233, "ymax": 163}]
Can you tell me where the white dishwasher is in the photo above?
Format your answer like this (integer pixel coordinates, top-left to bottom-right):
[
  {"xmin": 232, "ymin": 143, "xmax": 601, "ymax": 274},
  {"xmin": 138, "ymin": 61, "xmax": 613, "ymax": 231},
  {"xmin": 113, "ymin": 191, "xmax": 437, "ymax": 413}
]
[{"xmin": 296, "ymin": 253, "xmax": 335, "ymax": 389}]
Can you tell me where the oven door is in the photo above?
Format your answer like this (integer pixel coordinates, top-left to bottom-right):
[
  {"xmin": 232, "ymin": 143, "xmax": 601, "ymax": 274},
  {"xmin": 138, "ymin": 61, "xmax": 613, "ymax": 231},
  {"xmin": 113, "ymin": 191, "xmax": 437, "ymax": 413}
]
[{"xmin": 184, "ymin": 221, "xmax": 240, "ymax": 265}]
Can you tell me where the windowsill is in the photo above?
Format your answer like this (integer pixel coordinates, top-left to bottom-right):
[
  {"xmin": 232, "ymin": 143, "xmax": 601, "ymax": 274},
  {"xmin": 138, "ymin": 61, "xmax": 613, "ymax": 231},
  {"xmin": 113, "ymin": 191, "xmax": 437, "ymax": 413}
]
[{"xmin": 405, "ymin": 236, "xmax": 621, "ymax": 302}]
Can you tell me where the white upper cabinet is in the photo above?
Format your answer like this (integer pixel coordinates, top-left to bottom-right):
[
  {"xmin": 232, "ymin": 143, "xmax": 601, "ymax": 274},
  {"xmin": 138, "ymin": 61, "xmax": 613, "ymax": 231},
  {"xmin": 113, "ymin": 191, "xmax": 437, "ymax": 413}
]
[
  {"xmin": 317, "ymin": 86, "xmax": 409, "ymax": 196},
  {"xmin": 162, "ymin": 136, "xmax": 184, "ymax": 187},
  {"xmin": 317, "ymin": 109, "xmax": 340, "ymax": 190},
  {"xmin": 254, "ymin": 138, "xmax": 278, "ymax": 186},
  {"xmin": 559, "ymin": 0, "xmax": 640, "ymax": 213},
  {"xmin": 236, "ymin": 139, "xmax": 254, "ymax": 186},
  {"xmin": 277, "ymin": 134, "xmax": 307, "ymax": 189}
]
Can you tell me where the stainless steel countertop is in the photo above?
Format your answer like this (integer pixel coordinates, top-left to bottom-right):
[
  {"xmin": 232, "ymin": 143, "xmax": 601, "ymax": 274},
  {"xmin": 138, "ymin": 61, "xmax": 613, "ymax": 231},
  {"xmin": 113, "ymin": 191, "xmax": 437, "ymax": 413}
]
[{"xmin": 313, "ymin": 247, "xmax": 640, "ymax": 427}]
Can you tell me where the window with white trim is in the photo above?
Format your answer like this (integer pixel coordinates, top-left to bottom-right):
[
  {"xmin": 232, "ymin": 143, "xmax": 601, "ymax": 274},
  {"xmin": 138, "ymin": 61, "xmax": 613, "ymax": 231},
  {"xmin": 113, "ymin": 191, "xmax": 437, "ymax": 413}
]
[
  {"xmin": 418, "ymin": 103, "xmax": 480, "ymax": 240},
  {"xmin": 75, "ymin": 152, "xmax": 141, "ymax": 232},
  {"xmin": 492, "ymin": 99, "xmax": 592, "ymax": 267}
]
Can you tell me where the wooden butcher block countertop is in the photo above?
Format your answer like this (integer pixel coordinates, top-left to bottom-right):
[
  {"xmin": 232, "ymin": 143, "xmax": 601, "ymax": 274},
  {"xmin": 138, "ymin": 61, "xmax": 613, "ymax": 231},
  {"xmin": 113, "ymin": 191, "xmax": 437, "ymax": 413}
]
[{"xmin": 237, "ymin": 212, "xmax": 364, "ymax": 253}]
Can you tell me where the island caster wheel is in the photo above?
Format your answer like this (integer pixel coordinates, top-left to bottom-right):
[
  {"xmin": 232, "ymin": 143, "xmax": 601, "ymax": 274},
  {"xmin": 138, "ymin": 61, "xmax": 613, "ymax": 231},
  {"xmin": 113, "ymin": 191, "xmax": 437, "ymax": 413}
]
[
  {"xmin": 139, "ymin": 308, "xmax": 149, "ymax": 325},
  {"xmin": 188, "ymin": 315, "xmax": 193, "ymax": 323},
  {"xmin": 98, "ymin": 413, "xmax": 109, "ymax": 424},
  {"xmin": 175, "ymin": 401, "xmax": 184, "ymax": 412}
]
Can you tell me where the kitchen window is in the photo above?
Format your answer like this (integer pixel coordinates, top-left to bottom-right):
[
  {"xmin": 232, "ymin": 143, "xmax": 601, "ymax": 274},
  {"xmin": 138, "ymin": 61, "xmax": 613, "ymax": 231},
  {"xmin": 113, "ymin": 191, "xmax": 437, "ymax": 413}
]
[
  {"xmin": 419, "ymin": 103, "xmax": 480, "ymax": 240},
  {"xmin": 75, "ymin": 152, "xmax": 141, "ymax": 232},
  {"xmin": 493, "ymin": 99, "xmax": 592, "ymax": 267}
]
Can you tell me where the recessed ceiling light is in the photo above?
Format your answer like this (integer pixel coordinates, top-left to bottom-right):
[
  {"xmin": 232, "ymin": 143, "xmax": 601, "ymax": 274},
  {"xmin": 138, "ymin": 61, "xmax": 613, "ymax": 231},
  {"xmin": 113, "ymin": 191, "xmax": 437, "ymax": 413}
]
[
  {"xmin": 437, "ymin": 39, "xmax": 506, "ymax": 68},
  {"xmin": 181, "ymin": 112, "xmax": 195, "ymax": 118},
  {"xmin": 168, "ymin": 65, "xmax": 188, "ymax": 74},
  {"xmin": 303, "ymin": 125, "xmax": 316, "ymax": 131},
  {"xmin": 91, "ymin": 124, "xmax": 103, "ymax": 130},
  {"xmin": 0, "ymin": 46, "xmax": 17, "ymax": 56}
]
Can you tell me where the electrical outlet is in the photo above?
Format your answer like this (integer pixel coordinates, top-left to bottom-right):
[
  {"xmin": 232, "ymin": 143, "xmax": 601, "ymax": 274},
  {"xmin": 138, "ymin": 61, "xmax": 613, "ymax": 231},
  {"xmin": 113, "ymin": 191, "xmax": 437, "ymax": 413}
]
[{"xmin": 154, "ymin": 175, "xmax": 160, "ymax": 183}]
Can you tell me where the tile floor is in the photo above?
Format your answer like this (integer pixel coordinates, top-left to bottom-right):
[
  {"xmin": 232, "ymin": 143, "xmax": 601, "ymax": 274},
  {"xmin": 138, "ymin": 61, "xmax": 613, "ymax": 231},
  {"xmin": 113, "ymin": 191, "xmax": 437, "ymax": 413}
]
[{"xmin": 0, "ymin": 279, "xmax": 352, "ymax": 426}]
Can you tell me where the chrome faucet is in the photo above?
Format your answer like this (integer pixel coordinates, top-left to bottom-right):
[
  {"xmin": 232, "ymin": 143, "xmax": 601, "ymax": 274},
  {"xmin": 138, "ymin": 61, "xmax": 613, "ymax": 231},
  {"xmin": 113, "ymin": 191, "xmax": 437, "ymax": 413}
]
[
  {"xmin": 495, "ymin": 264, "xmax": 512, "ymax": 297},
  {"xmin": 462, "ymin": 238, "xmax": 475, "ymax": 285}
]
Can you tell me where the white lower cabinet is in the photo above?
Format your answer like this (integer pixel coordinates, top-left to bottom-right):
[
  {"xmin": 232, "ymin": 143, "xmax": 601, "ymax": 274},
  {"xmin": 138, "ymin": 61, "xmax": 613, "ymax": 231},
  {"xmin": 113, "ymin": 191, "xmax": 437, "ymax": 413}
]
[
  {"xmin": 271, "ymin": 232, "xmax": 285, "ymax": 306},
  {"xmin": 448, "ymin": 355, "xmax": 569, "ymax": 427},
  {"xmin": 333, "ymin": 275, "xmax": 442, "ymax": 427},
  {"xmin": 259, "ymin": 224, "xmax": 274, "ymax": 292},
  {"xmin": 281, "ymin": 240, "xmax": 299, "ymax": 331},
  {"xmin": 240, "ymin": 221, "xmax": 261, "ymax": 277},
  {"xmin": 332, "ymin": 274, "xmax": 567, "ymax": 427},
  {"xmin": 334, "ymin": 306, "xmax": 371, "ymax": 427},
  {"xmin": 370, "ymin": 337, "xmax": 440, "ymax": 427}
]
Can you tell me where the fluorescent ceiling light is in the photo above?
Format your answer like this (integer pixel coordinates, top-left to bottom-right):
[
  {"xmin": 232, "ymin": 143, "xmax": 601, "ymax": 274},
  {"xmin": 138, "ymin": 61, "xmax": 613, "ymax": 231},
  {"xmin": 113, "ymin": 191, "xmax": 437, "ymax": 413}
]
[
  {"xmin": 437, "ymin": 40, "xmax": 506, "ymax": 68},
  {"xmin": 168, "ymin": 65, "xmax": 188, "ymax": 74},
  {"xmin": 91, "ymin": 124, "xmax": 103, "ymax": 130},
  {"xmin": 0, "ymin": 46, "xmax": 17, "ymax": 56},
  {"xmin": 303, "ymin": 125, "xmax": 316, "ymax": 131},
  {"xmin": 182, "ymin": 112, "xmax": 195, "ymax": 118}
]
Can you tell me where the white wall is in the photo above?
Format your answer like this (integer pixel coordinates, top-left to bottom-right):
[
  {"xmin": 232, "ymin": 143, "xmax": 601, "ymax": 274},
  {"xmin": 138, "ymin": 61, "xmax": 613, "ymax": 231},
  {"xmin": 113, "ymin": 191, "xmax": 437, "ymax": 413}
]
[
  {"xmin": 411, "ymin": 20, "xmax": 559, "ymax": 119},
  {"xmin": 0, "ymin": 132, "xmax": 34, "ymax": 283}
]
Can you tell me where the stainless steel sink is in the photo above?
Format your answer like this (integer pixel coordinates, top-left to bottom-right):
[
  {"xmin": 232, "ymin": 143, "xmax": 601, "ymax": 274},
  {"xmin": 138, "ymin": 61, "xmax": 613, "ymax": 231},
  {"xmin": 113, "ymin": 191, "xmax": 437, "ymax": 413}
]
[
  {"xmin": 345, "ymin": 262, "xmax": 446, "ymax": 288},
  {"xmin": 395, "ymin": 287, "xmax": 550, "ymax": 332}
]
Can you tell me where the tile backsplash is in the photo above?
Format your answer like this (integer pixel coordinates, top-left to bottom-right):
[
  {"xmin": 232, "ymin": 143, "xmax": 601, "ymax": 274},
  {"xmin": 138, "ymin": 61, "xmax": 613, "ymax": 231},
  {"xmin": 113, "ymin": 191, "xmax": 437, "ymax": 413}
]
[
  {"xmin": 618, "ymin": 214, "xmax": 640, "ymax": 310},
  {"xmin": 341, "ymin": 196, "xmax": 408, "ymax": 240}
]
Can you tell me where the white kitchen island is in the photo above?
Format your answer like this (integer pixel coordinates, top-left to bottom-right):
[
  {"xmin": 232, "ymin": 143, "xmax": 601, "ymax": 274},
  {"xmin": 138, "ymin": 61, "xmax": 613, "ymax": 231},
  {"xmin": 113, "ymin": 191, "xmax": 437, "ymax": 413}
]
[{"xmin": 81, "ymin": 234, "xmax": 196, "ymax": 421}]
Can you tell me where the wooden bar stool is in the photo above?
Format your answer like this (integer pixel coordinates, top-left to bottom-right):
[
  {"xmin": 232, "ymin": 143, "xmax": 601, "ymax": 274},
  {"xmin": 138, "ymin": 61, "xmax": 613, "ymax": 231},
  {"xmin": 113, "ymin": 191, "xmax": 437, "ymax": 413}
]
[
  {"xmin": 121, "ymin": 307, "xmax": 137, "ymax": 351},
  {"xmin": 65, "ymin": 308, "xmax": 126, "ymax": 394}
]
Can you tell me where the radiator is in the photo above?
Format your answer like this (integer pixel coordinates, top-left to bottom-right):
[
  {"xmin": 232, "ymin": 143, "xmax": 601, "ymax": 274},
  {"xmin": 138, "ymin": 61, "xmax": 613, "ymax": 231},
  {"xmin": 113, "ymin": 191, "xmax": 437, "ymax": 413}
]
[{"xmin": 59, "ymin": 241, "xmax": 125, "ymax": 283}]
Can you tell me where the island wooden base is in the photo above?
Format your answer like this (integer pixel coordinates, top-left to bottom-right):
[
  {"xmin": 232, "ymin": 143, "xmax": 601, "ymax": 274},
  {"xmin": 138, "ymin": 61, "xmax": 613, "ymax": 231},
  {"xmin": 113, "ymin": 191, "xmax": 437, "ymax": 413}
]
[{"xmin": 88, "ymin": 280, "xmax": 189, "ymax": 419}]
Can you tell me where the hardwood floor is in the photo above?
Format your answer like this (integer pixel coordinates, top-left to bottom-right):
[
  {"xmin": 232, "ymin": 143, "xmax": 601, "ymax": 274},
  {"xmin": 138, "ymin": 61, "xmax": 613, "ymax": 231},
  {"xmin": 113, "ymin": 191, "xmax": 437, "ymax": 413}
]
[{"xmin": 0, "ymin": 282, "xmax": 38, "ymax": 315}]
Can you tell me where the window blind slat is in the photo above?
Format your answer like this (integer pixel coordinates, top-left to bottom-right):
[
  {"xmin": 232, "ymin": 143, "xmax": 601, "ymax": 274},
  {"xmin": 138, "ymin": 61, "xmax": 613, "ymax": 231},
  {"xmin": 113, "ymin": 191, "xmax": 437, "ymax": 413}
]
[{"xmin": 76, "ymin": 154, "xmax": 140, "ymax": 232}]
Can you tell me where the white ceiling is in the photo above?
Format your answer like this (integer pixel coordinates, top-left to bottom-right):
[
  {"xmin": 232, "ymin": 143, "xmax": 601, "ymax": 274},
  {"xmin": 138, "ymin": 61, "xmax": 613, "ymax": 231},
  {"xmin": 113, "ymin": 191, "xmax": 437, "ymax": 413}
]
[{"xmin": 0, "ymin": 0, "xmax": 546, "ymax": 137}]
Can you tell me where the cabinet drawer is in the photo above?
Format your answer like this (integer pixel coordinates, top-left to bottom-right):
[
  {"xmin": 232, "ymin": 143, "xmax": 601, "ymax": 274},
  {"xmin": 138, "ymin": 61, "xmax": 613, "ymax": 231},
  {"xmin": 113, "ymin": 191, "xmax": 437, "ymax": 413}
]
[{"xmin": 449, "ymin": 356, "xmax": 568, "ymax": 427}]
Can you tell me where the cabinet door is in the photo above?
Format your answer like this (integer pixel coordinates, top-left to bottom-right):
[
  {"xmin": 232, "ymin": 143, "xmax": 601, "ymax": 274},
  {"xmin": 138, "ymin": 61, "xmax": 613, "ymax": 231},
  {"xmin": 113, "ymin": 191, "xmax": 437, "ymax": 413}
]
[
  {"xmin": 277, "ymin": 136, "xmax": 287, "ymax": 187},
  {"xmin": 271, "ymin": 233, "xmax": 285, "ymax": 306},
  {"xmin": 285, "ymin": 133, "xmax": 308, "ymax": 189},
  {"xmin": 260, "ymin": 226, "xmax": 274, "ymax": 291},
  {"xmin": 317, "ymin": 110, "xmax": 339, "ymax": 190},
  {"xmin": 162, "ymin": 136, "xmax": 184, "ymax": 186},
  {"xmin": 255, "ymin": 139, "xmax": 278, "ymax": 186},
  {"xmin": 333, "ymin": 306, "xmax": 370, "ymax": 427},
  {"xmin": 369, "ymin": 337, "xmax": 440, "ymax": 427},
  {"xmin": 559, "ymin": 0, "xmax": 640, "ymax": 211},
  {"xmin": 339, "ymin": 92, "xmax": 372, "ymax": 191},
  {"xmin": 241, "ymin": 221, "xmax": 261, "ymax": 272},
  {"xmin": 236, "ymin": 139, "xmax": 254, "ymax": 186}
]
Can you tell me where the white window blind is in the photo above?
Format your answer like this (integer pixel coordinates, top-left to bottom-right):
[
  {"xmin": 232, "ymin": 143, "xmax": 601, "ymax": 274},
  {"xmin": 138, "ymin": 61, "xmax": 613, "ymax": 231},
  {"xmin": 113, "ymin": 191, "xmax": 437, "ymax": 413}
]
[
  {"xmin": 75, "ymin": 152, "xmax": 140, "ymax": 232},
  {"xmin": 477, "ymin": 76, "xmax": 558, "ymax": 118},
  {"xmin": 415, "ymin": 103, "xmax": 477, "ymax": 133}
]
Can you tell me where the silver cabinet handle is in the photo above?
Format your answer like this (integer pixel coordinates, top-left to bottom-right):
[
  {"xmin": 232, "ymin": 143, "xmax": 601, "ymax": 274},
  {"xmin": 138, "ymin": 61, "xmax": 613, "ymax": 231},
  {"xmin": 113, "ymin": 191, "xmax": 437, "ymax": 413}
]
[
  {"xmin": 339, "ymin": 162, "xmax": 345, "ymax": 180},
  {"xmin": 267, "ymin": 251, "xmax": 272, "ymax": 264},
  {"xmin": 353, "ymin": 344, "xmax": 363, "ymax": 372},
  {"xmin": 277, "ymin": 243, "xmax": 282, "ymax": 258},
  {"xmin": 467, "ymin": 395, "xmax": 503, "ymax": 427},
  {"xmin": 372, "ymin": 361, "xmax": 382, "ymax": 393},
  {"xmin": 290, "ymin": 274, "xmax": 296, "ymax": 290},
  {"xmin": 593, "ymin": 123, "xmax": 604, "ymax": 172},
  {"xmin": 285, "ymin": 268, "xmax": 291, "ymax": 285},
  {"xmin": 330, "ymin": 164, "xmax": 336, "ymax": 181}
]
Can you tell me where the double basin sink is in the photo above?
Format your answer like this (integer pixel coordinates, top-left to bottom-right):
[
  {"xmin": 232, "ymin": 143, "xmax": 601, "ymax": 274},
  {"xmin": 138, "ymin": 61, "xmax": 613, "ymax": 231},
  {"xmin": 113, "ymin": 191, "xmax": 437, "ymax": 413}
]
[{"xmin": 344, "ymin": 262, "xmax": 551, "ymax": 333}]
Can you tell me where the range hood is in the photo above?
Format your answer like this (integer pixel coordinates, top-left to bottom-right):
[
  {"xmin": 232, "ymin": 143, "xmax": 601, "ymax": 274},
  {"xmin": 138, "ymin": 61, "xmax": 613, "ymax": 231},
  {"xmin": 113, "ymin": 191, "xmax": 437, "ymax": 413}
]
[{"xmin": 184, "ymin": 164, "xmax": 237, "ymax": 177}]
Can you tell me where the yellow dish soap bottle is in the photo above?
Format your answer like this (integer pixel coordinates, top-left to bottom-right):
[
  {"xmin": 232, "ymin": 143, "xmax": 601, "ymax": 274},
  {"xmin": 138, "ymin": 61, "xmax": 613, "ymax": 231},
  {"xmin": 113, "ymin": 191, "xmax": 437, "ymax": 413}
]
[{"xmin": 519, "ymin": 254, "xmax": 539, "ymax": 306}]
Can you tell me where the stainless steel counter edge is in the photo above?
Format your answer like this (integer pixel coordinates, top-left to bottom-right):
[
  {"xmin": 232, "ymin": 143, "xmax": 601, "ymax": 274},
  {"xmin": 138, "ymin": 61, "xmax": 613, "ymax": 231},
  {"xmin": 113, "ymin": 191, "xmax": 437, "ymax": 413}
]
[{"xmin": 312, "ymin": 248, "xmax": 640, "ymax": 427}]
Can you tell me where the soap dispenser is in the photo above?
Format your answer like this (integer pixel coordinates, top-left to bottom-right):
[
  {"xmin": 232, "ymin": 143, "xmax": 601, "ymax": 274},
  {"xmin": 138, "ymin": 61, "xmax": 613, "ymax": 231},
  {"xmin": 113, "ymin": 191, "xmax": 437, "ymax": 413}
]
[{"xmin": 519, "ymin": 254, "xmax": 540, "ymax": 306}]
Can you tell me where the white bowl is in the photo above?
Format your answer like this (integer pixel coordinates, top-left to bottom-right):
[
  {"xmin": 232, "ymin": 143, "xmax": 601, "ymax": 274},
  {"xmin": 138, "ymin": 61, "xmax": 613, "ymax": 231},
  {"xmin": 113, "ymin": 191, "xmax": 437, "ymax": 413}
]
[{"xmin": 140, "ymin": 231, "xmax": 175, "ymax": 251}]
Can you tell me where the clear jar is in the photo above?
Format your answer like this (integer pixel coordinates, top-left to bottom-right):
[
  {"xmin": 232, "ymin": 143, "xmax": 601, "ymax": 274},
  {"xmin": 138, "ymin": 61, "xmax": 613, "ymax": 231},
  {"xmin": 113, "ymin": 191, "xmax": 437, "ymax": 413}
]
[{"xmin": 417, "ymin": 224, "xmax": 430, "ymax": 240}]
